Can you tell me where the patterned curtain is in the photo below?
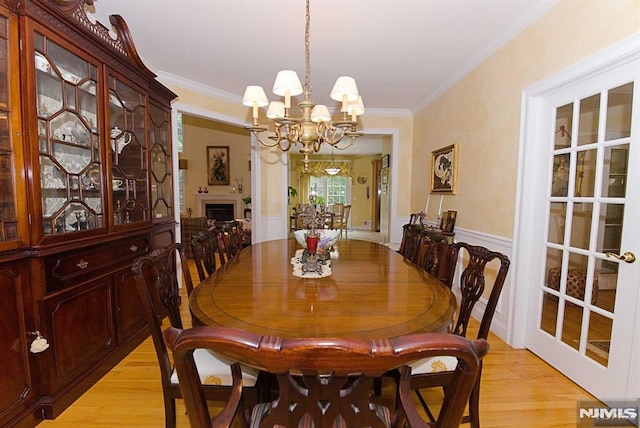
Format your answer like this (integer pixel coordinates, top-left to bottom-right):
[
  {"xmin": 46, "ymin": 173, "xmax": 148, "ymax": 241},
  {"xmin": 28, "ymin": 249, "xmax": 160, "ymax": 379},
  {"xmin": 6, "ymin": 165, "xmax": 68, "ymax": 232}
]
[{"xmin": 294, "ymin": 160, "xmax": 354, "ymax": 179}]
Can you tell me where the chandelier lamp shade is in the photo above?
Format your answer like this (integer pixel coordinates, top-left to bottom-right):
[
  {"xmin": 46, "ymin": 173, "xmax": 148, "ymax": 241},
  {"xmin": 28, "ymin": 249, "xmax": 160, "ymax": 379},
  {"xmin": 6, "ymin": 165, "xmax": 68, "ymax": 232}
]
[{"xmin": 242, "ymin": 0, "xmax": 364, "ymax": 171}]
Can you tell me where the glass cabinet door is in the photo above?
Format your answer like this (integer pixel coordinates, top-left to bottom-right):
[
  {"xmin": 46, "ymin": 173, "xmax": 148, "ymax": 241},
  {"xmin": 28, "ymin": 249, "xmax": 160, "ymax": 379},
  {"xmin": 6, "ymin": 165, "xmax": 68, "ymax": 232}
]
[
  {"xmin": 34, "ymin": 33, "xmax": 103, "ymax": 236},
  {"xmin": 0, "ymin": 13, "xmax": 19, "ymax": 242},
  {"xmin": 149, "ymin": 103, "xmax": 173, "ymax": 220},
  {"xmin": 108, "ymin": 76, "xmax": 148, "ymax": 226}
]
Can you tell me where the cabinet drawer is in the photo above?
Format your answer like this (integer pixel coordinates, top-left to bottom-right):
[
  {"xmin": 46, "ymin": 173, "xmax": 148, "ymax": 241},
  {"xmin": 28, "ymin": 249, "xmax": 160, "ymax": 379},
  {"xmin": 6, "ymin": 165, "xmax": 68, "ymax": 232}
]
[
  {"xmin": 45, "ymin": 235, "xmax": 151, "ymax": 293},
  {"xmin": 48, "ymin": 246, "xmax": 111, "ymax": 281},
  {"xmin": 110, "ymin": 236, "xmax": 149, "ymax": 263}
]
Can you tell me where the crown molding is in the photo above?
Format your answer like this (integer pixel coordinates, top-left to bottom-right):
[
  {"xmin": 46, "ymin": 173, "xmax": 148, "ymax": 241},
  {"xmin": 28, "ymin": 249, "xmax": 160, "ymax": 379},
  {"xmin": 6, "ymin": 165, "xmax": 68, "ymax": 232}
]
[{"xmin": 157, "ymin": 70, "xmax": 242, "ymax": 105}]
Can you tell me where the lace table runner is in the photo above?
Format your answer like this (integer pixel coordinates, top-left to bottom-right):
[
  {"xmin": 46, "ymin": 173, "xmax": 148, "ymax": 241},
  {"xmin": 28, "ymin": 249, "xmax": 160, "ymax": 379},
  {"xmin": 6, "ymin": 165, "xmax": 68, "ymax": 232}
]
[{"xmin": 291, "ymin": 249, "xmax": 332, "ymax": 278}]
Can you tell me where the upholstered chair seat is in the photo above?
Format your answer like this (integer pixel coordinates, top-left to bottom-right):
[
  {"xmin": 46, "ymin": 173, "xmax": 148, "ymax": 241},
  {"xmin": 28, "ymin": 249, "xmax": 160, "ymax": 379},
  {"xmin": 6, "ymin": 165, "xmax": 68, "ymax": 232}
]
[{"xmin": 169, "ymin": 348, "xmax": 259, "ymax": 387}]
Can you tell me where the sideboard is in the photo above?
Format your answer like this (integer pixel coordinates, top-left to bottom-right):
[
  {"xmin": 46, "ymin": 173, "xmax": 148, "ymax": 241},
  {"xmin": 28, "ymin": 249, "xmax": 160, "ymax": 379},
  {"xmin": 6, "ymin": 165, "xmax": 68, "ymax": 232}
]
[{"xmin": 398, "ymin": 216, "xmax": 455, "ymax": 284}]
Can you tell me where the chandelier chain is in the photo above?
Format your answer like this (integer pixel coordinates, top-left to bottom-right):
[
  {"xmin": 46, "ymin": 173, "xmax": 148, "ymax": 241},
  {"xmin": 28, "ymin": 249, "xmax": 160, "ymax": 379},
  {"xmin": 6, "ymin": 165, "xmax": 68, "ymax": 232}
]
[{"xmin": 304, "ymin": 0, "xmax": 312, "ymax": 96}]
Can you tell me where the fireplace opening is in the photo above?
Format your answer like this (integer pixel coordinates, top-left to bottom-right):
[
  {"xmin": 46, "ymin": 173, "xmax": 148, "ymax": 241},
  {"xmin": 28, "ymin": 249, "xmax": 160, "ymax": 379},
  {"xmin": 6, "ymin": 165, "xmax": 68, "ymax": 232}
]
[{"xmin": 205, "ymin": 203, "xmax": 235, "ymax": 222}]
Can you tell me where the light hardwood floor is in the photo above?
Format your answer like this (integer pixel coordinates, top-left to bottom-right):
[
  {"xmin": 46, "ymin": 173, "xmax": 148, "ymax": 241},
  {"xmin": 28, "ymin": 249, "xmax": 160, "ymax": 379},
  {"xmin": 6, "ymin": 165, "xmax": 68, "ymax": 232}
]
[{"xmin": 40, "ymin": 240, "xmax": 595, "ymax": 428}]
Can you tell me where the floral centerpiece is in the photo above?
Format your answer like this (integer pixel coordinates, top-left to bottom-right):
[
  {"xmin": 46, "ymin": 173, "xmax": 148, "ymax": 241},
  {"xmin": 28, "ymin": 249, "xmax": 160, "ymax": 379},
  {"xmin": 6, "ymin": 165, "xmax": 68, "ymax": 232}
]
[
  {"xmin": 293, "ymin": 229, "xmax": 340, "ymax": 259},
  {"xmin": 293, "ymin": 195, "xmax": 339, "ymax": 272}
]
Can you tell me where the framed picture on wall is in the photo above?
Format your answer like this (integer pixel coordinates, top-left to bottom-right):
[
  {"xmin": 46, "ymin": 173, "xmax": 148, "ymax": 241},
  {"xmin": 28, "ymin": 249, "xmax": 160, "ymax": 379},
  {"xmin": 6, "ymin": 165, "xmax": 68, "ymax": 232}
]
[
  {"xmin": 207, "ymin": 146, "xmax": 230, "ymax": 185},
  {"xmin": 440, "ymin": 210, "xmax": 457, "ymax": 232},
  {"xmin": 381, "ymin": 168, "xmax": 388, "ymax": 185},
  {"xmin": 431, "ymin": 144, "xmax": 458, "ymax": 194},
  {"xmin": 381, "ymin": 154, "xmax": 390, "ymax": 169}
]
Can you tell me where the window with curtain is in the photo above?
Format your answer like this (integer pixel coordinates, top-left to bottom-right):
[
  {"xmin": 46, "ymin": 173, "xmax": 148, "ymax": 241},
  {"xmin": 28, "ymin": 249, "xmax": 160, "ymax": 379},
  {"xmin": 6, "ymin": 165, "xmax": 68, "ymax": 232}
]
[
  {"xmin": 294, "ymin": 158, "xmax": 353, "ymax": 205},
  {"xmin": 310, "ymin": 176, "xmax": 351, "ymax": 206}
]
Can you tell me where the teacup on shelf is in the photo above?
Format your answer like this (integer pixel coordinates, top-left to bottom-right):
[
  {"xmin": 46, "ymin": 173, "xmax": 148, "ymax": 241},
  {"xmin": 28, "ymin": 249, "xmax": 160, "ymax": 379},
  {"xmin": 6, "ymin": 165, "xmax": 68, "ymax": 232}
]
[
  {"xmin": 112, "ymin": 179, "xmax": 124, "ymax": 190},
  {"xmin": 110, "ymin": 127, "xmax": 132, "ymax": 154}
]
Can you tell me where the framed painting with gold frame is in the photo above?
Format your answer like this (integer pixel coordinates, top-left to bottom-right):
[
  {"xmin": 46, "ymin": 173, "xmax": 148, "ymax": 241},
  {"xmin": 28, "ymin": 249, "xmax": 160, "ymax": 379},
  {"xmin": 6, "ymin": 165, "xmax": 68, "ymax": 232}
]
[
  {"xmin": 207, "ymin": 146, "xmax": 230, "ymax": 185},
  {"xmin": 431, "ymin": 144, "xmax": 458, "ymax": 194}
]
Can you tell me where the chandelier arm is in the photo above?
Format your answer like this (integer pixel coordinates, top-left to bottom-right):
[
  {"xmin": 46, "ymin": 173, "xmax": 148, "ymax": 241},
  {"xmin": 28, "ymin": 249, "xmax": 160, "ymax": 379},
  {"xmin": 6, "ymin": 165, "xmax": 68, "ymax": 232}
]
[
  {"xmin": 324, "ymin": 126, "xmax": 347, "ymax": 146},
  {"xmin": 286, "ymin": 125, "xmax": 301, "ymax": 147},
  {"xmin": 253, "ymin": 125, "xmax": 294, "ymax": 152},
  {"xmin": 316, "ymin": 121, "xmax": 328, "ymax": 144},
  {"xmin": 333, "ymin": 138, "xmax": 354, "ymax": 150},
  {"xmin": 255, "ymin": 133, "xmax": 293, "ymax": 151},
  {"xmin": 254, "ymin": 134, "xmax": 281, "ymax": 148}
]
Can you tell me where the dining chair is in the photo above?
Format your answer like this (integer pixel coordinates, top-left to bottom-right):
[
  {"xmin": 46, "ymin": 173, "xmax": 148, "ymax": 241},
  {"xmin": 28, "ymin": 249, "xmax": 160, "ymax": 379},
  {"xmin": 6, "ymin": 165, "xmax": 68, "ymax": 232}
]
[
  {"xmin": 190, "ymin": 228, "xmax": 225, "ymax": 282},
  {"xmin": 179, "ymin": 216, "xmax": 208, "ymax": 258},
  {"xmin": 398, "ymin": 223, "xmax": 423, "ymax": 262},
  {"xmin": 218, "ymin": 220, "xmax": 242, "ymax": 261},
  {"xmin": 406, "ymin": 241, "xmax": 510, "ymax": 427},
  {"xmin": 164, "ymin": 325, "xmax": 489, "ymax": 428},
  {"xmin": 333, "ymin": 203, "xmax": 351, "ymax": 238},
  {"xmin": 415, "ymin": 231, "xmax": 455, "ymax": 286},
  {"xmin": 131, "ymin": 243, "xmax": 260, "ymax": 428}
]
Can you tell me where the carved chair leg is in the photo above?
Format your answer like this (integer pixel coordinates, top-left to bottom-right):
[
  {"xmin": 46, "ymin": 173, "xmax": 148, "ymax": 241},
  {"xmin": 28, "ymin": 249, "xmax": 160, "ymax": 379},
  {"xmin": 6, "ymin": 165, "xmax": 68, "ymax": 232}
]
[
  {"xmin": 165, "ymin": 397, "xmax": 177, "ymax": 428},
  {"xmin": 467, "ymin": 376, "xmax": 481, "ymax": 428}
]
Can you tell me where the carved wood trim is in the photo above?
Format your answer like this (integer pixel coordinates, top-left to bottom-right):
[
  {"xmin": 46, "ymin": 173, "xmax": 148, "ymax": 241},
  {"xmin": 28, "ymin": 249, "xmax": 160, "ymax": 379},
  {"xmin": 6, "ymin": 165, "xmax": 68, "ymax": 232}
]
[{"xmin": 29, "ymin": 0, "xmax": 157, "ymax": 83}]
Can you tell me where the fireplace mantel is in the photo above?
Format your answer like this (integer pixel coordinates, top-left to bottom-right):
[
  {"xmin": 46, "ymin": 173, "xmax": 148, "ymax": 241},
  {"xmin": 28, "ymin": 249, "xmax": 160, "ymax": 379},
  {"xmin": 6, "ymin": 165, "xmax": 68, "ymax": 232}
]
[{"xmin": 195, "ymin": 193, "xmax": 246, "ymax": 219}]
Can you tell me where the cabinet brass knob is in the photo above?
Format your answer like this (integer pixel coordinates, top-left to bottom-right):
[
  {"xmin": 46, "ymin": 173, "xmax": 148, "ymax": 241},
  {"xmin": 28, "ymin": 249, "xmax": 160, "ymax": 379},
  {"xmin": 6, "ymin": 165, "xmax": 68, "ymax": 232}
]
[
  {"xmin": 130, "ymin": 245, "xmax": 138, "ymax": 252},
  {"xmin": 76, "ymin": 260, "xmax": 89, "ymax": 269}
]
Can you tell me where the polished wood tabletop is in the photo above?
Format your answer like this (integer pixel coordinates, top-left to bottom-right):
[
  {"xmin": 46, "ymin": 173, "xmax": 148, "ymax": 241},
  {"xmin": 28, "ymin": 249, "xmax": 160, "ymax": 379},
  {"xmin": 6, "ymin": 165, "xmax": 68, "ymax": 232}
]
[{"xmin": 189, "ymin": 239, "xmax": 457, "ymax": 340}]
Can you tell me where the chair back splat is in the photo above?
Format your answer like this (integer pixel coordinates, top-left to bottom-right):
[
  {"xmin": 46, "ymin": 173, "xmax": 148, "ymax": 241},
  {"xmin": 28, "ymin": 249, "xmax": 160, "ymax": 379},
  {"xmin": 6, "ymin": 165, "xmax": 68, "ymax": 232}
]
[
  {"xmin": 415, "ymin": 231, "xmax": 454, "ymax": 286},
  {"xmin": 190, "ymin": 228, "xmax": 224, "ymax": 283},
  {"xmin": 333, "ymin": 203, "xmax": 351, "ymax": 238},
  {"xmin": 164, "ymin": 326, "xmax": 488, "ymax": 428},
  {"xmin": 217, "ymin": 220, "xmax": 242, "ymax": 261},
  {"xmin": 449, "ymin": 242, "xmax": 511, "ymax": 340}
]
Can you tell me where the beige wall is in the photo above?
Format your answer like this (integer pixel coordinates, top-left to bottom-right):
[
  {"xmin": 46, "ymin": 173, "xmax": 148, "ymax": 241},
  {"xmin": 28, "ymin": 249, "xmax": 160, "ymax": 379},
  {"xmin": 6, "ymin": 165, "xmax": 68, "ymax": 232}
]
[
  {"xmin": 411, "ymin": 0, "xmax": 640, "ymax": 238},
  {"xmin": 180, "ymin": 116, "xmax": 251, "ymax": 215}
]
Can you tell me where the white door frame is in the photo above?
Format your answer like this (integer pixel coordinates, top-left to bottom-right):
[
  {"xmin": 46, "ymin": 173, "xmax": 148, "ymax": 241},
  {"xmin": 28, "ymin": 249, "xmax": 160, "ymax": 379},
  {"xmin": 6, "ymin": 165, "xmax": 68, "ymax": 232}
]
[{"xmin": 510, "ymin": 34, "xmax": 640, "ymax": 399}]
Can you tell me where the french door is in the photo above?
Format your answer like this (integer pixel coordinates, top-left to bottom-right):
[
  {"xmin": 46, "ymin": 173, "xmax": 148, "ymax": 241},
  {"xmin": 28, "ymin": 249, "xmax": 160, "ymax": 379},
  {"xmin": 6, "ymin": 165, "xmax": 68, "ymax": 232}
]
[{"xmin": 525, "ymin": 57, "xmax": 639, "ymax": 401}]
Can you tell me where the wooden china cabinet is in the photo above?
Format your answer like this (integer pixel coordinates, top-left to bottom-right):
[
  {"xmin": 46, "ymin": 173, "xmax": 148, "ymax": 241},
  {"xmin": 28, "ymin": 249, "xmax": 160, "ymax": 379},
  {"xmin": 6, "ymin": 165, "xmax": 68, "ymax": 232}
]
[{"xmin": 0, "ymin": 1, "xmax": 177, "ymax": 426}]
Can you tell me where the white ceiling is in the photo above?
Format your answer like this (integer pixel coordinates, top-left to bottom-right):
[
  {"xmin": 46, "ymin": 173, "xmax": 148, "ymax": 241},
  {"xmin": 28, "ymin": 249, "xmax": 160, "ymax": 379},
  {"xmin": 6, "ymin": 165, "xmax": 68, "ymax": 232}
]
[{"xmin": 87, "ymin": 0, "xmax": 556, "ymax": 154}]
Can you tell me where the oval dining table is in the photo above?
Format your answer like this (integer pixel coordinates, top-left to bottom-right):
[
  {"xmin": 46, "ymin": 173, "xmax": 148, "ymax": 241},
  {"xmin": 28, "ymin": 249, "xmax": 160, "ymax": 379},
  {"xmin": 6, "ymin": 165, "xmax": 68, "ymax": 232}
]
[{"xmin": 189, "ymin": 238, "xmax": 457, "ymax": 340}]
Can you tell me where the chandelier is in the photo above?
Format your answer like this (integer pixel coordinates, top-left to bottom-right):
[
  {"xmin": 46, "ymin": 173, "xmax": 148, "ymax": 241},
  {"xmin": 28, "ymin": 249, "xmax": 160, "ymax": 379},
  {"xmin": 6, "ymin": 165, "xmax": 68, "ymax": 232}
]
[{"xmin": 242, "ymin": 0, "xmax": 364, "ymax": 171}]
